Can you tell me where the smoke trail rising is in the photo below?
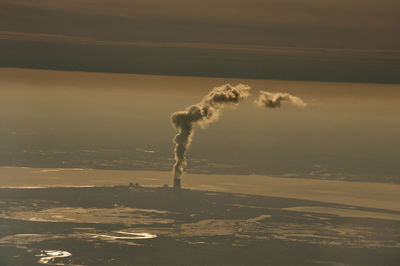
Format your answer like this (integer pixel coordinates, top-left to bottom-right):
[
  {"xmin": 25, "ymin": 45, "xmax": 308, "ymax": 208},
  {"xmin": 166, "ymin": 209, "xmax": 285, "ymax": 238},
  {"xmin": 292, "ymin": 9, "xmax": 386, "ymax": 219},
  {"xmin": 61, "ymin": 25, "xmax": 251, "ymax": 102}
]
[
  {"xmin": 255, "ymin": 91, "xmax": 307, "ymax": 108},
  {"xmin": 171, "ymin": 84, "xmax": 251, "ymax": 184}
]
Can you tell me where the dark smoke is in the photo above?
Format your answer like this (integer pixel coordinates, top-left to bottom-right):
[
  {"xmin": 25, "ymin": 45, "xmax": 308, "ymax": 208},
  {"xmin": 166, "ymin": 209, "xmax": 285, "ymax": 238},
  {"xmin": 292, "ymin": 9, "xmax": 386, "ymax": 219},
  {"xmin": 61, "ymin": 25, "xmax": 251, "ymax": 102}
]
[
  {"xmin": 171, "ymin": 84, "xmax": 251, "ymax": 182},
  {"xmin": 255, "ymin": 91, "xmax": 307, "ymax": 108}
]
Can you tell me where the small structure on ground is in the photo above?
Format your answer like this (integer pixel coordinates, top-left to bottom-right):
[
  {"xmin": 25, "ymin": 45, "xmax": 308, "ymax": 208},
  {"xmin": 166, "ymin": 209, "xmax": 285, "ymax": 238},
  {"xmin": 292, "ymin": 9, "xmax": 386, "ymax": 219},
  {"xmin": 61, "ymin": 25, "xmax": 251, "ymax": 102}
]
[{"xmin": 128, "ymin": 182, "xmax": 141, "ymax": 192}]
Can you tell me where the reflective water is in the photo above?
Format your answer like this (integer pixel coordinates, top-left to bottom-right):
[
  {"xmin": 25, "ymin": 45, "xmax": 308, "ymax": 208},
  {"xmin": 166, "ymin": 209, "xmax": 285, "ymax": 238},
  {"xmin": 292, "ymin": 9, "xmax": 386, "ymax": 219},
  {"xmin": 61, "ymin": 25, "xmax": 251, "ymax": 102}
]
[
  {"xmin": 0, "ymin": 186, "xmax": 399, "ymax": 265},
  {"xmin": 0, "ymin": 206, "xmax": 173, "ymax": 225},
  {"xmin": 36, "ymin": 250, "xmax": 72, "ymax": 265}
]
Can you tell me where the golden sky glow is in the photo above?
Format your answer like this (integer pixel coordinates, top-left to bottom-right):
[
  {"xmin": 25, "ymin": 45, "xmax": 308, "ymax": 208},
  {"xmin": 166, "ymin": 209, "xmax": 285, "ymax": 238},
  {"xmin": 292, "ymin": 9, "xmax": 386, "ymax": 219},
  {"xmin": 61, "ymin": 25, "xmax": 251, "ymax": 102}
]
[{"xmin": 0, "ymin": 0, "xmax": 399, "ymax": 83}]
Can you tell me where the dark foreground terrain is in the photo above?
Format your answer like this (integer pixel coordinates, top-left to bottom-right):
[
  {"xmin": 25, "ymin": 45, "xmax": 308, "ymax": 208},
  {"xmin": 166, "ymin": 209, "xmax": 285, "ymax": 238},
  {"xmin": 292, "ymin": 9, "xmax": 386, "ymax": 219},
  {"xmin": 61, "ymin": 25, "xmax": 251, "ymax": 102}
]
[{"xmin": 0, "ymin": 186, "xmax": 399, "ymax": 265}]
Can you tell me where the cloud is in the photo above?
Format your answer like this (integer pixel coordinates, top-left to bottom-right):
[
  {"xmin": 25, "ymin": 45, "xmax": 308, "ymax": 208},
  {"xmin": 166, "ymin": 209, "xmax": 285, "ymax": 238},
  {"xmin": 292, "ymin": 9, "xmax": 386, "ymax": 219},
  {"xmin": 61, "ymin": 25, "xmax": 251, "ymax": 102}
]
[{"xmin": 254, "ymin": 91, "xmax": 307, "ymax": 108}]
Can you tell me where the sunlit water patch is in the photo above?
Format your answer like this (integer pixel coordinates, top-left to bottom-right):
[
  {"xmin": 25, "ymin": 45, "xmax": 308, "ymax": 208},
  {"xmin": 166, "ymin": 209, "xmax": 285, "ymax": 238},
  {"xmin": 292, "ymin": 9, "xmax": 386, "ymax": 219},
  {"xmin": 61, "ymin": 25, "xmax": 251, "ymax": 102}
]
[
  {"xmin": 113, "ymin": 231, "xmax": 157, "ymax": 239},
  {"xmin": 0, "ymin": 230, "xmax": 158, "ymax": 262},
  {"xmin": 283, "ymin": 206, "xmax": 400, "ymax": 221},
  {"xmin": 125, "ymin": 216, "xmax": 400, "ymax": 249},
  {"xmin": 0, "ymin": 217, "xmax": 399, "ymax": 253},
  {"xmin": 0, "ymin": 229, "xmax": 157, "ymax": 249},
  {"xmin": 36, "ymin": 250, "xmax": 73, "ymax": 265},
  {"xmin": 88, "ymin": 231, "xmax": 157, "ymax": 241},
  {"xmin": 0, "ymin": 207, "xmax": 174, "ymax": 225},
  {"xmin": 87, "ymin": 231, "xmax": 157, "ymax": 246},
  {"xmin": 0, "ymin": 234, "xmax": 66, "ymax": 249}
]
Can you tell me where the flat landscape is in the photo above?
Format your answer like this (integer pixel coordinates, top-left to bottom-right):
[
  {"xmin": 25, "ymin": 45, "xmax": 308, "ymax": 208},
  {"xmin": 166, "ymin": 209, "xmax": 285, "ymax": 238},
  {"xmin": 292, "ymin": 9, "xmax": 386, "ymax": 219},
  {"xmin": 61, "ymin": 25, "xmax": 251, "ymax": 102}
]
[{"xmin": 0, "ymin": 178, "xmax": 399, "ymax": 265}]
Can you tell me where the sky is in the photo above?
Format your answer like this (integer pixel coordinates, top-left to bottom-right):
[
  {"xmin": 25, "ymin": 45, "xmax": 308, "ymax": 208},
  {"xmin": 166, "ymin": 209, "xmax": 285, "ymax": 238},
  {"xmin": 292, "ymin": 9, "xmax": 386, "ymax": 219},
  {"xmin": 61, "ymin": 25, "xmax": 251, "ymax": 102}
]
[
  {"xmin": 0, "ymin": 0, "xmax": 399, "ymax": 83},
  {"xmin": 1, "ymin": 68, "xmax": 399, "ymax": 183},
  {"xmin": 0, "ymin": 2, "xmax": 399, "ymax": 183}
]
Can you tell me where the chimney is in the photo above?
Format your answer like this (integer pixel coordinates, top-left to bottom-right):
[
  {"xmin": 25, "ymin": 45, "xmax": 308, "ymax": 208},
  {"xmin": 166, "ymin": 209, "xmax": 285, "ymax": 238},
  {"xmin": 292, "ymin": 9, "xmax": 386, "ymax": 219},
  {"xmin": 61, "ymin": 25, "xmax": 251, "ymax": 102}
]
[{"xmin": 173, "ymin": 178, "xmax": 181, "ymax": 191}]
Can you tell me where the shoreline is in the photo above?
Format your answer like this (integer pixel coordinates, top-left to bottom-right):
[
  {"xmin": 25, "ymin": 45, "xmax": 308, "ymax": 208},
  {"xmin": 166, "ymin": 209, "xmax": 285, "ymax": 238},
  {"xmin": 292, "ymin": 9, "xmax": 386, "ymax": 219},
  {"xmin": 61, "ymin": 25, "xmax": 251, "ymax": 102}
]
[{"xmin": 1, "ymin": 166, "xmax": 400, "ymax": 212}]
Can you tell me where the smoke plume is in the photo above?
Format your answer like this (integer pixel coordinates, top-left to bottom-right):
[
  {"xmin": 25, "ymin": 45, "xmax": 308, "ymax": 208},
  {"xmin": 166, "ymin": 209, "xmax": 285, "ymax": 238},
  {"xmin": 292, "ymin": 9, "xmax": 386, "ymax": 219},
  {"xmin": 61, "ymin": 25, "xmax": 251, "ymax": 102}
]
[
  {"xmin": 171, "ymin": 84, "xmax": 251, "ymax": 181},
  {"xmin": 255, "ymin": 91, "xmax": 307, "ymax": 108}
]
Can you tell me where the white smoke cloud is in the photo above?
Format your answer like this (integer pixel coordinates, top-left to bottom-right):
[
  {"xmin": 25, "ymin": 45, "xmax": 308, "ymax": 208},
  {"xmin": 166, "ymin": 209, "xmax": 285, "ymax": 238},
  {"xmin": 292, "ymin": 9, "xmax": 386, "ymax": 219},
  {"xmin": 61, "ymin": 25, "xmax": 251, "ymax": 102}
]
[
  {"xmin": 255, "ymin": 91, "xmax": 307, "ymax": 108},
  {"xmin": 171, "ymin": 84, "xmax": 251, "ymax": 182}
]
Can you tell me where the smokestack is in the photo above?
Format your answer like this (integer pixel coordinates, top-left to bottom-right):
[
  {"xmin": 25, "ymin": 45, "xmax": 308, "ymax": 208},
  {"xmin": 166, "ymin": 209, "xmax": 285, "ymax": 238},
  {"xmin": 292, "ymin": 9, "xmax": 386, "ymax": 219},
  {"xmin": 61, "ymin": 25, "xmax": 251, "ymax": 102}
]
[
  {"xmin": 173, "ymin": 178, "xmax": 181, "ymax": 191},
  {"xmin": 171, "ymin": 84, "xmax": 251, "ymax": 188}
]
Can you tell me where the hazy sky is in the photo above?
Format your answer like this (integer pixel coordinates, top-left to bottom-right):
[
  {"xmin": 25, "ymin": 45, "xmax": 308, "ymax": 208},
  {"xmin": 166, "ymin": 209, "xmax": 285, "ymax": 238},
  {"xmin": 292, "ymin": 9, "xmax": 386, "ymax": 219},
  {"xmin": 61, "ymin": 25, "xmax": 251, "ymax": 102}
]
[
  {"xmin": 1, "ymin": 68, "xmax": 399, "ymax": 182},
  {"xmin": 1, "ymin": 0, "xmax": 399, "ymax": 83}
]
